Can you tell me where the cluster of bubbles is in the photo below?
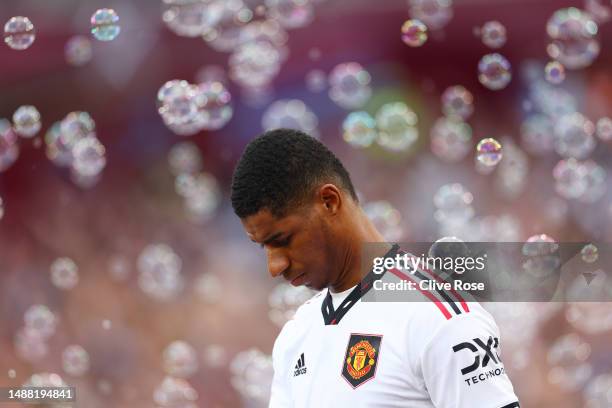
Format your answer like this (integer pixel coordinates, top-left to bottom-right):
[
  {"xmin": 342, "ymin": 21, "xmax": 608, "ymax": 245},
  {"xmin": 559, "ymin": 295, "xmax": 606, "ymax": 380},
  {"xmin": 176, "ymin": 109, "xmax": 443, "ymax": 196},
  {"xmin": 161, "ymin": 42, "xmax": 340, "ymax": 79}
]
[
  {"xmin": 342, "ymin": 101, "xmax": 419, "ymax": 152},
  {"xmin": 401, "ymin": 19, "xmax": 428, "ymax": 47},
  {"xmin": 137, "ymin": 243, "xmax": 184, "ymax": 301},
  {"xmin": 268, "ymin": 283, "xmax": 316, "ymax": 327},
  {"xmin": 363, "ymin": 201, "xmax": 403, "ymax": 241},
  {"xmin": 547, "ymin": 333, "xmax": 593, "ymax": 391},
  {"xmin": 230, "ymin": 348, "xmax": 273, "ymax": 404},
  {"xmin": 479, "ymin": 20, "xmax": 507, "ymax": 49},
  {"xmin": 64, "ymin": 35, "xmax": 93, "ymax": 67},
  {"xmin": 478, "ymin": 53, "xmax": 512, "ymax": 90},
  {"xmin": 408, "ymin": 0, "xmax": 454, "ymax": 30},
  {"xmin": 50, "ymin": 257, "xmax": 79, "ymax": 290},
  {"xmin": 90, "ymin": 8, "xmax": 121, "ymax": 41},
  {"xmin": 553, "ymin": 158, "xmax": 606, "ymax": 203},
  {"xmin": 153, "ymin": 376, "xmax": 198, "ymax": 408},
  {"xmin": 163, "ymin": 340, "xmax": 199, "ymax": 378},
  {"xmin": 62, "ymin": 344, "xmax": 90, "ymax": 377},
  {"xmin": 14, "ymin": 305, "xmax": 57, "ymax": 363},
  {"xmin": 328, "ymin": 62, "xmax": 372, "ymax": 110},
  {"xmin": 262, "ymin": 99, "xmax": 319, "ymax": 138},
  {"xmin": 546, "ymin": 7, "xmax": 600, "ymax": 70},
  {"xmin": 3, "ymin": 16, "xmax": 35, "ymax": 50},
  {"xmin": 157, "ymin": 79, "xmax": 233, "ymax": 136}
]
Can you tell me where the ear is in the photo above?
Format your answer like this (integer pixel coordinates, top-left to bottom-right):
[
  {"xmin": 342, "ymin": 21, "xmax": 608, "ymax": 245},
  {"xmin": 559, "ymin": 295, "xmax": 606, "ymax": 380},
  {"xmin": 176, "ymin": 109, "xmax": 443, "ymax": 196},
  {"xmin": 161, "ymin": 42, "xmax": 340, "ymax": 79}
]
[{"xmin": 317, "ymin": 184, "xmax": 342, "ymax": 214}]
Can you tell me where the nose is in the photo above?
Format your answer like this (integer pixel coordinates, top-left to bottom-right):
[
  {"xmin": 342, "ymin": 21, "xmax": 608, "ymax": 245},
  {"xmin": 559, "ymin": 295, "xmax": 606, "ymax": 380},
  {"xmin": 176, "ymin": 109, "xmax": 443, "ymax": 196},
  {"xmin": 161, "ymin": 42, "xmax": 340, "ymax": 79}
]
[{"xmin": 266, "ymin": 248, "xmax": 290, "ymax": 278}]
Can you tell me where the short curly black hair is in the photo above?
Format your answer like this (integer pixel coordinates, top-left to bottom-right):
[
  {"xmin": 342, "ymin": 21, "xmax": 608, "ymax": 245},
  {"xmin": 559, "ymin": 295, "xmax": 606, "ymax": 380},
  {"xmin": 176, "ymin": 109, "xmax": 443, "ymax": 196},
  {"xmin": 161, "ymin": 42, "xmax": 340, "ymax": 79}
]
[{"xmin": 231, "ymin": 128, "xmax": 358, "ymax": 219}]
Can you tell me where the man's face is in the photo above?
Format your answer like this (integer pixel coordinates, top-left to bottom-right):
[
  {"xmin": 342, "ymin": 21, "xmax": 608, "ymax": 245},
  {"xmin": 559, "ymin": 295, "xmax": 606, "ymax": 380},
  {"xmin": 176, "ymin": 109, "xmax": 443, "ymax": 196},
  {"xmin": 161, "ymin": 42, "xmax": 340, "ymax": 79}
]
[{"xmin": 241, "ymin": 204, "xmax": 337, "ymax": 291}]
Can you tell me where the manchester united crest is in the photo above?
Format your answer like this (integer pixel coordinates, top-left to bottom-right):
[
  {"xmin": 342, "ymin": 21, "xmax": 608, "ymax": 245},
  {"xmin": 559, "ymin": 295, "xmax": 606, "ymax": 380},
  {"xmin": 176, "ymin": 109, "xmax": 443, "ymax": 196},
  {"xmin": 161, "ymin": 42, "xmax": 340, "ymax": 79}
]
[{"xmin": 341, "ymin": 333, "xmax": 382, "ymax": 388}]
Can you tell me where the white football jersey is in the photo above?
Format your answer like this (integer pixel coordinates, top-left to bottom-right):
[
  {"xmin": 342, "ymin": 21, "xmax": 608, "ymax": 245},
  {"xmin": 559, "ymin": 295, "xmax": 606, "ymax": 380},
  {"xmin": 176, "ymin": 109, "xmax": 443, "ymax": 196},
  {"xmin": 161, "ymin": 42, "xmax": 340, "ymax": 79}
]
[{"xmin": 269, "ymin": 247, "xmax": 520, "ymax": 408}]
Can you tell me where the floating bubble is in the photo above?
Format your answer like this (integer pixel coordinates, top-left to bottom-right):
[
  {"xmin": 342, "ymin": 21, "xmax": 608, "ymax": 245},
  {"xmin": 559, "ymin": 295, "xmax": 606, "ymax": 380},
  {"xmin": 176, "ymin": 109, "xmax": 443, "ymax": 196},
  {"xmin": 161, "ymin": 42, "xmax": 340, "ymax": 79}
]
[
  {"xmin": 375, "ymin": 102, "xmax": 418, "ymax": 152},
  {"xmin": 137, "ymin": 244, "xmax": 184, "ymax": 301},
  {"xmin": 522, "ymin": 234, "xmax": 558, "ymax": 257},
  {"xmin": 194, "ymin": 273, "xmax": 222, "ymax": 303},
  {"xmin": 265, "ymin": 0, "xmax": 314, "ymax": 29},
  {"xmin": 544, "ymin": 61, "xmax": 565, "ymax": 84},
  {"xmin": 13, "ymin": 105, "xmax": 41, "ymax": 138},
  {"xmin": 0, "ymin": 120, "xmax": 19, "ymax": 172},
  {"xmin": 163, "ymin": 341, "xmax": 199, "ymax": 378},
  {"xmin": 71, "ymin": 136, "xmax": 106, "ymax": 178},
  {"xmin": 202, "ymin": 0, "xmax": 250, "ymax": 52},
  {"xmin": 153, "ymin": 376, "xmax": 198, "ymax": 408},
  {"xmin": 64, "ymin": 35, "xmax": 93, "ymax": 67},
  {"xmin": 546, "ymin": 7, "xmax": 600, "ymax": 70},
  {"xmin": 342, "ymin": 111, "xmax": 377, "ymax": 148},
  {"xmin": 268, "ymin": 283, "xmax": 316, "ymax": 327},
  {"xmin": 522, "ymin": 234, "xmax": 561, "ymax": 279},
  {"xmin": 566, "ymin": 303, "xmax": 612, "ymax": 334},
  {"xmin": 428, "ymin": 237, "xmax": 470, "ymax": 275},
  {"xmin": 328, "ymin": 62, "xmax": 372, "ymax": 109},
  {"xmin": 547, "ymin": 333, "xmax": 592, "ymax": 391},
  {"xmin": 24, "ymin": 305, "xmax": 57, "ymax": 339},
  {"xmin": 230, "ymin": 348, "xmax": 273, "ymax": 402},
  {"xmin": 553, "ymin": 158, "xmax": 587, "ymax": 199},
  {"xmin": 62, "ymin": 345, "xmax": 90, "ymax": 377},
  {"xmin": 4, "ymin": 16, "xmax": 35, "ymax": 50},
  {"xmin": 408, "ymin": 0, "xmax": 453, "ymax": 30},
  {"xmin": 239, "ymin": 19, "xmax": 289, "ymax": 56},
  {"xmin": 305, "ymin": 69, "xmax": 327, "ymax": 93},
  {"xmin": 363, "ymin": 201, "xmax": 403, "ymax": 241},
  {"xmin": 158, "ymin": 80, "xmax": 199, "ymax": 127},
  {"xmin": 480, "ymin": 20, "xmax": 506, "ymax": 49},
  {"xmin": 229, "ymin": 40, "xmax": 282, "ymax": 89},
  {"xmin": 476, "ymin": 138, "xmax": 503, "ymax": 166},
  {"xmin": 430, "ymin": 116, "xmax": 472, "ymax": 162},
  {"xmin": 194, "ymin": 80, "xmax": 233, "ymax": 130},
  {"xmin": 583, "ymin": 372, "xmax": 612, "ymax": 407},
  {"xmin": 261, "ymin": 99, "xmax": 319, "ymax": 138},
  {"xmin": 174, "ymin": 172, "xmax": 221, "ymax": 222},
  {"xmin": 529, "ymin": 80, "xmax": 577, "ymax": 118},
  {"xmin": 168, "ymin": 142, "xmax": 202, "ymax": 176},
  {"xmin": 433, "ymin": 183, "xmax": 474, "ymax": 226},
  {"xmin": 520, "ymin": 114, "xmax": 555, "ymax": 155},
  {"xmin": 441, "ymin": 85, "xmax": 473, "ymax": 120},
  {"xmin": 585, "ymin": 0, "xmax": 612, "ymax": 24},
  {"xmin": 14, "ymin": 327, "xmax": 48, "ymax": 362},
  {"xmin": 401, "ymin": 19, "xmax": 428, "ymax": 47},
  {"xmin": 554, "ymin": 112, "xmax": 596, "ymax": 159},
  {"xmin": 90, "ymin": 9, "xmax": 120, "ymax": 41},
  {"xmin": 478, "ymin": 53, "xmax": 512, "ymax": 90},
  {"xmin": 596, "ymin": 117, "xmax": 612, "ymax": 142},
  {"xmin": 8, "ymin": 369, "xmax": 16, "ymax": 379},
  {"xmin": 581, "ymin": 243, "xmax": 598, "ymax": 263},
  {"xmin": 163, "ymin": 1, "xmax": 222, "ymax": 37},
  {"xmin": 579, "ymin": 160, "xmax": 607, "ymax": 203},
  {"xmin": 50, "ymin": 257, "xmax": 79, "ymax": 290}
]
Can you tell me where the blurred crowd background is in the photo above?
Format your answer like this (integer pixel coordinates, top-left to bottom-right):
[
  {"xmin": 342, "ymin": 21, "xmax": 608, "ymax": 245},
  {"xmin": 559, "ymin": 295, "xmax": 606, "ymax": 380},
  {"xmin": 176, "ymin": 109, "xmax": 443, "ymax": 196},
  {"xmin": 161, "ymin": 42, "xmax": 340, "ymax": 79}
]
[{"xmin": 0, "ymin": 0, "xmax": 611, "ymax": 407}]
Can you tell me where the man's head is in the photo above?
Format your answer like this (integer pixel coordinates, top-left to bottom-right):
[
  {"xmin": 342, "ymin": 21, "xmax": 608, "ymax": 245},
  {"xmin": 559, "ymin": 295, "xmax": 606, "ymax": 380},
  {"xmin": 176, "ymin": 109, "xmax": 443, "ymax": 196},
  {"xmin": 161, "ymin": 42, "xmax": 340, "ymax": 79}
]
[{"xmin": 231, "ymin": 128, "xmax": 360, "ymax": 290}]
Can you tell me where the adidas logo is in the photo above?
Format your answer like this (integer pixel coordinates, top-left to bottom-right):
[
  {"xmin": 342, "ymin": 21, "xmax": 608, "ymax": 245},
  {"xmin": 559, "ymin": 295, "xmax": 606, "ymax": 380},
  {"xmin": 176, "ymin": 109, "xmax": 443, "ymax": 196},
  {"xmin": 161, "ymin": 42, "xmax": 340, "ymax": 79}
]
[{"xmin": 293, "ymin": 353, "xmax": 307, "ymax": 377}]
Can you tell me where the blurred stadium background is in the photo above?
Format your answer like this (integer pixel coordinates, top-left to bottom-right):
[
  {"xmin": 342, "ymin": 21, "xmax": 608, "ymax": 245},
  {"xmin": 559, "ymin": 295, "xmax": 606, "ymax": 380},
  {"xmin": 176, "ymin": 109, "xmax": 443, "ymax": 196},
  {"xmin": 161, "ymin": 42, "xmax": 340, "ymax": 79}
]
[{"xmin": 0, "ymin": 0, "xmax": 611, "ymax": 406}]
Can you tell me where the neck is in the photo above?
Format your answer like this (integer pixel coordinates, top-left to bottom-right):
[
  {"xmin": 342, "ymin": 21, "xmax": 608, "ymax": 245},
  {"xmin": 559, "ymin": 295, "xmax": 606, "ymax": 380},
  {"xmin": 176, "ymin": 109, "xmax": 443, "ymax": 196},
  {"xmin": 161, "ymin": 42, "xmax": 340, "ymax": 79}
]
[{"xmin": 330, "ymin": 209, "xmax": 392, "ymax": 292}]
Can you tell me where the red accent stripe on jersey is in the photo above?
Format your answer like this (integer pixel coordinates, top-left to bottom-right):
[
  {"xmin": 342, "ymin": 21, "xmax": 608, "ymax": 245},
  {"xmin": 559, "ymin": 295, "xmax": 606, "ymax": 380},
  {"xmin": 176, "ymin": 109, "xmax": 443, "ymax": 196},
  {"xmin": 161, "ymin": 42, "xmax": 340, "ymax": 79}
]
[
  {"xmin": 389, "ymin": 268, "xmax": 452, "ymax": 320},
  {"xmin": 405, "ymin": 254, "xmax": 470, "ymax": 313}
]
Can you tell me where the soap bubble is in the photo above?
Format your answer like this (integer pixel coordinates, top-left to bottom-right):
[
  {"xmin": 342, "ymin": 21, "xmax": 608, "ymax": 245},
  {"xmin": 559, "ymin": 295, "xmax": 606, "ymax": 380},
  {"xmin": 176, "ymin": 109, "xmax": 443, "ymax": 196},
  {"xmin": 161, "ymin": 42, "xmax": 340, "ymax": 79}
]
[
  {"xmin": 71, "ymin": 136, "xmax": 106, "ymax": 178},
  {"xmin": 401, "ymin": 19, "xmax": 428, "ymax": 47},
  {"xmin": 13, "ymin": 105, "xmax": 41, "ymax": 138},
  {"xmin": 24, "ymin": 305, "xmax": 57, "ymax": 339},
  {"xmin": 546, "ymin": 7, "xmax": 600, "ymax": 70},
  {"xmin": 578, "ymin": 160, "xmax": 606, "ymax": 203},
  {"xmin": 265, "ymin": 0, "xmax": 314, "ymax": 29},
  {"xmin": 14, "ymin": 327, "xmax": 48, "ymax": 362},
  {"xmin": 476, "ymin": 138, "xmax": 503, "ymax": 166},
  {"xmin": 478, "ymin": 53, "xmax": 512, "ymax": 90},
  {"xmin": 433, "ymin": 183, "xmax": 474, "ymax": 226},
  {"xmin": 153, "ymin": 376, "xmax": 198, "ymax": 407},
  {"xmin": 168, "ymin": 142, "xmax": 203, "ymax": 176},
  {"xmin": 430, "ymin": 117, "xmax": 472, "ymax": 162},
  {"xmin": 268, "ymin": 283, "xmax": 316, "ymax": 327},
  {"xmin": 230, "ymin": 348, "xmax": 273, "ymax": 402},
  {"xmin": 441, "ymin": 85, "xmax": 473, "ymax": 120},
  {"xmin": 163, "ymin": 0, "xmax": 222, "ymax": 38},
  {"xmin": 229, "ymin": 40, "xmax": 282, "ymax": 89},
  {"xmin": 0, "ymin": 120, "xmax": 19, "ymax": 172},
  {"xmin": 60, "ymin": 111, "xmax": 96, "ymax": 148},
  {"xmin": 363, "ymin": 201, "xmax": 403, "ymax": 241},
  {"xmin": 163, "ymin": 341, "xmax": 199, "ymax": 378},
  {"xmin": 342, "ymin": 111, "xmax": 377, "ymax": 148},
  {"xmin": 4, "ymin": 16, "xmax": 35, "ymax": 50},
  {"xmin": 64, "ymin": 35, "xmax": 93, "ymax": 67},
  {"xmin": 90, "ymin": 9, "xmax": 120, "ymax": 41},
  {"xmin": 202, "ymin": 0, "xmax": 250, "ymax": 52},
  {"xmin": 583, "ymin": 373, "xmax": 612, "ymax": 407},
  {"xmin": 596, "ymin": 117, "xmax": 612, "ymax": 142},
  {"xmin": 544, "ymin": 61, "xmax": 565, "ymax": 84},
  {"xmin": 554, "ymin": 112, "xmax": 596, "ymax": 159},
  {"xmin": 566, "ymin": 303, "xmax": 612, "ymax": 334},
  {"xmin": 328, "ymin": 62, "xmax": 372, "ymax": 109},
  {"xmin": 50, "ymin": 257, "xmax": 79, "ymax": 290},
  {"xmin": 553, "ymin": 158, "xmax": 587, "ymax": 199},
  {"xmin": 581, "ymin": 244, "xmax": 598, "ymax": 263},
  {"xmin": 262, "ymin": 99, "xmax": 319, "ymax": 138},
  {"xmin": 137, "ymin": 244, "xmax": 184, "ymax": 301},
  {"xmin": 408, "ymin": 0, "xmax": 453, "ymax": 30},
  {"xmin": 480, "ymin": 20, "xmax": 506, "ymax": 49},
  {"xmin": 194, "ymin": 80, "xmax": 233, "ymax": 130},
  {"xmin": 62, "ymin": 345, "xmax": 90, "ymax": 377},
  {"xmin": 547, "ymin": 333, "xmax": 592, "ymax": 390},
  {"xmin": 375, "ymin": 102, "xmax": 418, "ymax": 152}
]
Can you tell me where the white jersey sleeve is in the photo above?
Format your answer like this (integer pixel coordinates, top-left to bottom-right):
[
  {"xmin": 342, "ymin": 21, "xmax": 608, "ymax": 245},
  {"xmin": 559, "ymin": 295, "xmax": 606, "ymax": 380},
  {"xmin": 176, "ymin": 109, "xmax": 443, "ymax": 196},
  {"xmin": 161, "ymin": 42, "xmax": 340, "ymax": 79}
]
[{"xmin": 420, "ymin": 303, "xmax": 520, "ymax": 408}]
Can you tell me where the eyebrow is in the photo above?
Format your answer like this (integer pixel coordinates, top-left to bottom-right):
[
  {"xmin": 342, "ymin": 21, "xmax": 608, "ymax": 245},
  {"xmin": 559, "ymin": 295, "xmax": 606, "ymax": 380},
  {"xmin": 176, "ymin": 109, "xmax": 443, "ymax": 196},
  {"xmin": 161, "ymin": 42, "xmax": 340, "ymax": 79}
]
[{"xmin": 251, "ymin": 232, "xmax": 284, "ymax": 247}]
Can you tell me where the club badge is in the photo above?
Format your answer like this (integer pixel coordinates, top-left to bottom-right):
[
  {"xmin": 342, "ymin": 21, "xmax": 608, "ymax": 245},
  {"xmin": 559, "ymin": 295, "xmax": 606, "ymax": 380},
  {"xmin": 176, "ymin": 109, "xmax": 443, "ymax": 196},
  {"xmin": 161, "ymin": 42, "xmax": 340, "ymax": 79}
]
[{"xmin": 341, "ymin": 333, "xmax": 382, "ymax": 388}]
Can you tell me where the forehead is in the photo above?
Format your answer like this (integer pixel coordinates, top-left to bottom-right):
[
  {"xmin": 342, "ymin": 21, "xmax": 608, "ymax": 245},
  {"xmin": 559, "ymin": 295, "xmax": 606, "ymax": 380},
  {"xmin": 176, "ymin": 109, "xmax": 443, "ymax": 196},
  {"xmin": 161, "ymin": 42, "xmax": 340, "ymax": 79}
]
[{"xmin": 241, "ymin": 207, "xmax": 308, "ymax": 241}]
